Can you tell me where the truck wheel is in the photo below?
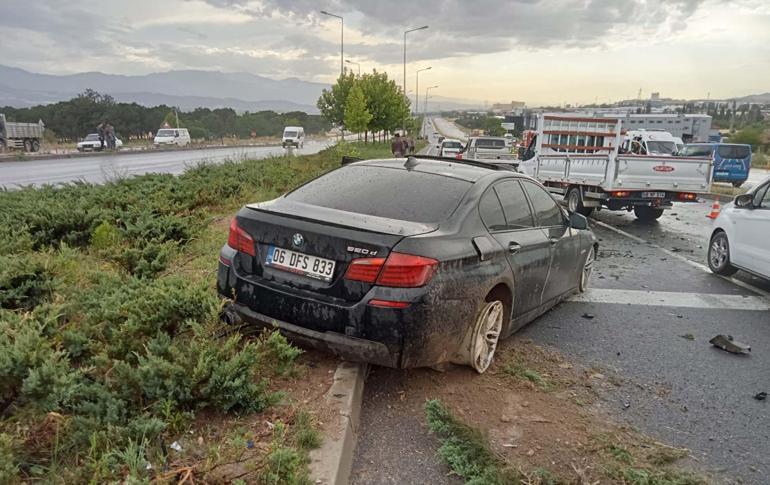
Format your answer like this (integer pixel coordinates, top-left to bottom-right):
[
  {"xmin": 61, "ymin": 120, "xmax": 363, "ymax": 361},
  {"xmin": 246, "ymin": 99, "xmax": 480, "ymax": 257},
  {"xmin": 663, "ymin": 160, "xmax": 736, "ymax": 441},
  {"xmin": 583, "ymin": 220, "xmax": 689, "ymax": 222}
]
[
  {"xmin": 23, "ymin": 139, "xmax": 33, "ymax": 152},
  {"xmin": 633, "ymin": 206, "xmax": 664, "ymax": 221},
  {"xmin": 708, "ymin": 231, "xmax": 738, "ymax": 276},
  {"xmin": 732, "ymin": 182, "xmax": 743, "ymax": 188},
  {"xmin": 31, "ymin": 140, "xmax": 40, "ymax": 152},
  {"xmin": 566, "ymin": 187, "xmax": 593, "ymax": 217}
]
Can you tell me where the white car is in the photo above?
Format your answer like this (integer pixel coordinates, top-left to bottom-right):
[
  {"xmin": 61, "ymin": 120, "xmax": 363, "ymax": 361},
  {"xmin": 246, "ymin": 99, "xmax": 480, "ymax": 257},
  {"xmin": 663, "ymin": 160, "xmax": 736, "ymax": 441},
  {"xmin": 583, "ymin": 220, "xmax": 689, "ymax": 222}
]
[
  {"xmin": 77, "ymin": 133, "xmax": 123, "ymax": 151},
  {"xmin": 708, "ymin": 176, "xmax": 770, "ymax": 279},
  {"xmin": 439, "ymin": 138, "xmax": 463, "ymax": 157}
]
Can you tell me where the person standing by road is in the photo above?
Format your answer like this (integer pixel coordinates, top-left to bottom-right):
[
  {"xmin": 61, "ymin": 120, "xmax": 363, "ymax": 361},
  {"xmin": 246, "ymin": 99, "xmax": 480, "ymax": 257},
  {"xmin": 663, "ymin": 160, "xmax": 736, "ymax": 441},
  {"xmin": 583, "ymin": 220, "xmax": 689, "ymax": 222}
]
[
  {"xmin": 105, "ymin": 123, "xmax": 115, "ymax": 150},
  {"xmin": 391, "ymin": 133, "xmax": 404, "ymax": 157},
  {"xmin": 96, "ymin": 122, "xmax": 105, "ymax": 151},
  {"xmin": 408, "ymin": 136, "xmax": 415, "ymax": 155}
]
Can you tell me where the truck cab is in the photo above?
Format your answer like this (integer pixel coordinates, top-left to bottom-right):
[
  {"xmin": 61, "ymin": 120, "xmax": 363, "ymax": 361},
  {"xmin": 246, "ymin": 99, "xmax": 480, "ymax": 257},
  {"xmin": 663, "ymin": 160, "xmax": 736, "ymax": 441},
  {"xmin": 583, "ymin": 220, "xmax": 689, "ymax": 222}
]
[{"xmin": 620, "ymin": 130, "xmax": 678, "ymax": 156}]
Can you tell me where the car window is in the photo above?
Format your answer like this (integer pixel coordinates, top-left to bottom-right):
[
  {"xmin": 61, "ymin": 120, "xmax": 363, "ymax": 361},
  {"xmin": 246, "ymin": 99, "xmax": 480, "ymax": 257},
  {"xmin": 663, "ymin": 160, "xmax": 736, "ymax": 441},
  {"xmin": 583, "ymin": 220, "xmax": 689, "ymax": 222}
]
[
  {"xmin": 717, "ymin": 145, "xmax": 751, "ymax": 159},
  {"xmin": 756, "ymin": 184, "xmax": 770, "ymax": 208},
  {"xmin": 479, "ymin": 188, "xmax": 507, "ymax": 232},
  {"xmin": 494, "ymin": 181, "xmax": 534, "ymax": 229},
  {"xmin": 476, "ymin": 138, "xmax": 506, "ymax": 149},
  {"xmin": 287, "ymin": 165, "xmax": 472, "ymax": 223},
  {"xmin": 680, "ymin": 145, "xmax": 713, "ymax": 157},
  {"xmin": 521, "ymin": 181, "xmax": 564, "ymax": 227}
]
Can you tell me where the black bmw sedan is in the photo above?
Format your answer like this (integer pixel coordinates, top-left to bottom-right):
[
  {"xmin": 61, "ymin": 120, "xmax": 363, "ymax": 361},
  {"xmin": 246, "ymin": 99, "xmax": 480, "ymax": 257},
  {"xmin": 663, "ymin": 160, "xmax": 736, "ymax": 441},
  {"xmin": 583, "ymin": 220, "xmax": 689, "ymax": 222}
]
[{"xmin": 218, "ymin": 156, "xmax": 597, "ymax": 373}]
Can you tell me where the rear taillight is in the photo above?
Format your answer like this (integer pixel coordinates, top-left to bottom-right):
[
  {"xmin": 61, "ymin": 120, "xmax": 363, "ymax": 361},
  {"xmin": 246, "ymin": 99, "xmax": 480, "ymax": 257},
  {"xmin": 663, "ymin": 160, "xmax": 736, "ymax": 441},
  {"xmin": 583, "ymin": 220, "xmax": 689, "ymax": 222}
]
[
  {"xmin": 376, "ymin": 252, "xmax": 438, "ymax": 288},
  {"xmin": 344, "ymin": 258, "xmax": 385, "ymax": 283},
  {"xmin": 344, "ymin": 252, "xmax": 439, "ymax": 288},
  {"xmin": 678, "ymin": 192, "xmax": 697, "ymax": 201},
  {"xmin": 228, "ymin": 218, "xmax": 255, "ymax": 256}
]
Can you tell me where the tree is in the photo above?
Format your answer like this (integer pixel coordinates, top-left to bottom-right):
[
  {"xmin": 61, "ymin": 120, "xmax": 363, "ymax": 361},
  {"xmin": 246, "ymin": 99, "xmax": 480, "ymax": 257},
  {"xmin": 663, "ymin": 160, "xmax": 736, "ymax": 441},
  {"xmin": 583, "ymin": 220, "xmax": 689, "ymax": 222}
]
[
  {"xmin": 344, "ymin": 83, "xmax": 372, "ymax": 137},
  {"xmin": 317, "ymin": 72, "xmax": 357, "ymax": 128}
]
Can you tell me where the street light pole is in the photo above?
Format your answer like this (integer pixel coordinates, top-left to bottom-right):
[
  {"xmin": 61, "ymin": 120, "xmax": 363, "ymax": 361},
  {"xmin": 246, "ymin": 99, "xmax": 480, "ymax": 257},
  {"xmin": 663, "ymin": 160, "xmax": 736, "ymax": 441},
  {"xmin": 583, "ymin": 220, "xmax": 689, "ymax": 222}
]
[
  {"xmin": 345, "ymin": 59, "xmax": 360, "ymax": 75},
  {"xmin": 425, "ymin": 85, "xmax": 438, "ymax": 114},
  {"xmin": 320, "ymin": 11, "xmax": 343, "ymax": 77},
  {"xmin": 416, "ymin": 66, "xmax": 432, "ymax": 117},
  {"xmin": 402, "ymin": 25, "xmax": 428, "ymax": 133}
]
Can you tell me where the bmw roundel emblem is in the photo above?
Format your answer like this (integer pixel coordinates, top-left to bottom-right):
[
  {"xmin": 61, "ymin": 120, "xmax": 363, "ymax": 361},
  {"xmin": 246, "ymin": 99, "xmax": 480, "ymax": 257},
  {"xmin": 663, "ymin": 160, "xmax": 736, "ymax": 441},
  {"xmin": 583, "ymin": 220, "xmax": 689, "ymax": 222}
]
[{"xmin": 292, "ymin": 233, "xmax": 304, "ymax": 247}]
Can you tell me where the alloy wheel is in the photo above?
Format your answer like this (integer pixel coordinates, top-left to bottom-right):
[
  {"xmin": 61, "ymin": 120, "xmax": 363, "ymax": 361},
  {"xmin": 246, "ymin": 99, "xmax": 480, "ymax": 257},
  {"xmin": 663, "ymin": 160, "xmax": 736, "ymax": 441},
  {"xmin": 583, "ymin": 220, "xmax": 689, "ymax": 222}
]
[{"xmin": 471, "ymin": 300, "xmax": 504, "ymax": 373}]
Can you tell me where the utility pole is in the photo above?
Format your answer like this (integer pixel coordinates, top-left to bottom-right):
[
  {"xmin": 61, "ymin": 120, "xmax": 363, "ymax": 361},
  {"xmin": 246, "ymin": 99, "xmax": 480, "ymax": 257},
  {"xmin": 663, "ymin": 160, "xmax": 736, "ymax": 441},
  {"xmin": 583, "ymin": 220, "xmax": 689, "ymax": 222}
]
[
  {"xmin": 425, "ymin": 85, "xmax": 438, "ymax": 114},
  {"xmin": 321, "ymin": 11, "xmax": 344, "ymax": 77},
  {"xmin": 416, "ymin": 66, "xmax": 432, "ymax": 117},
  {"xmin": 403, "ymin": 25, "xmax": 429, "ymax": 133}
]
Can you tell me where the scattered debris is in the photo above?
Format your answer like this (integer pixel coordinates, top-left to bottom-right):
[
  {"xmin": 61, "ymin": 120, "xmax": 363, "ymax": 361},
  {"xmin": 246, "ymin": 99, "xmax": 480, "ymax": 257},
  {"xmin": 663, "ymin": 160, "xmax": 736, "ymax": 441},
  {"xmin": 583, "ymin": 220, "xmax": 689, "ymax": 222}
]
[
  {"xmin": 680, "ymin": 333, "xmax": 695, "ymax": 341},
  {"xmin": 754, "ymin": 392, "xmax": 767, "ymax": 401},
  {"xmin": 581, "ymin": 313, "xmax": 595, "ymax": 320},
  {"xmin": 247, "ymin": 439, "xmax": 254, "ymax": 449},
  {"xmin": 169, "ymin": 441, "xmax": 183, "ymax": 452},
  {"xmin": 709, "ymin": 334, "xmax": 751, "ymax": 354}
]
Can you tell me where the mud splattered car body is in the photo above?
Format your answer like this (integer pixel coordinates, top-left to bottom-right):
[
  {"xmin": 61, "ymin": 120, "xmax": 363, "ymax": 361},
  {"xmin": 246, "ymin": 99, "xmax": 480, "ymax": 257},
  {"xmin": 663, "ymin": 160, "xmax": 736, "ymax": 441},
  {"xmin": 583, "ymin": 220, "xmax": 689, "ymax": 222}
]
[{"xmin": 218, "ymin": 157, "xmax": 597, "ymax": 371}]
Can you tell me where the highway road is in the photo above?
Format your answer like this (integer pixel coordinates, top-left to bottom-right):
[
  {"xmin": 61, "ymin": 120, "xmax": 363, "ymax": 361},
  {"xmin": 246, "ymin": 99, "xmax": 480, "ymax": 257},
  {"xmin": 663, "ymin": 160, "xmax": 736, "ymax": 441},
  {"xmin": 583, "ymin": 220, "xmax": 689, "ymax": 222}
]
[
  {"xmin": 352, "ymin": 119, "xmax": 770, "ymax": 484},
  {"xmin": 0, "ymin": 140, "xmax": 334, "ymax": 188}
]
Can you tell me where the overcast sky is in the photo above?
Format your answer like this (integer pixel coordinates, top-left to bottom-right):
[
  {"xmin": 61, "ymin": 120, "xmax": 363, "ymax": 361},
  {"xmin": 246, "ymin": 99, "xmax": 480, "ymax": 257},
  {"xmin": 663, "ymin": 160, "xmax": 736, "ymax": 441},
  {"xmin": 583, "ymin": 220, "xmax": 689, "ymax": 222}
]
[{"xmin": 1, "ymin": 0, "xmax": 768, "ymax": 105}]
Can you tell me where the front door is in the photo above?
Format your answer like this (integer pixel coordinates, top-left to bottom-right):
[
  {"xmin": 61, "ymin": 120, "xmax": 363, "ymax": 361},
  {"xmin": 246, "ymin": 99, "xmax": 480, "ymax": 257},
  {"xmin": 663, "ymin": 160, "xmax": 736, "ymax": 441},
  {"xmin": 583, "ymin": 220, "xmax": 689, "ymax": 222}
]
[{"xmin": 732, "ymin": 182, "xmax": 770, "ymax": 277}]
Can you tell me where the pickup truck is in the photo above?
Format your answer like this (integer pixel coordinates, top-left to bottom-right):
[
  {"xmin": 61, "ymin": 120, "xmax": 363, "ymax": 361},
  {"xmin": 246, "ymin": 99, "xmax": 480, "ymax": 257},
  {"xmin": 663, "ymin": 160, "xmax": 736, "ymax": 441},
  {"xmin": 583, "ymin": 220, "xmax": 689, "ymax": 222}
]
[
  {"xmin": 519, "ymin": 114, "xmax": 712, "ymax": 221},
  {"xmin": 461, "ymin": 136, "xmax": 518, "ymax": 164}
]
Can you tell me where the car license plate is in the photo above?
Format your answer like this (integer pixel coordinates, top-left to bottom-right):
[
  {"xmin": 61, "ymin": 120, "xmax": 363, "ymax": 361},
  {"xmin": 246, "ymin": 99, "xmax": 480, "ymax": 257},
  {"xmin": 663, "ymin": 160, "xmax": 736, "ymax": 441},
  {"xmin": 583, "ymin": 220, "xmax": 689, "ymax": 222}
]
[
  {"xmin": 642, "ymin": 192, "xmax": 666, "ymax": 199},
  {"xmin": 265, "ymin": 246, "xmax": 335, "ymax": 281}
]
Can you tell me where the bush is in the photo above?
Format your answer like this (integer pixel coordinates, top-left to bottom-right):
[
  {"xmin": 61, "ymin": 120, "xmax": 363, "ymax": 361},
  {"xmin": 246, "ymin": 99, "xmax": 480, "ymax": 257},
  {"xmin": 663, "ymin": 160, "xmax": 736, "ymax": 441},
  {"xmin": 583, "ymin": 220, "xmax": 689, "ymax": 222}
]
[{"xmin": 0, "ymin": 256, "xmax": 55, "ymax": 311}]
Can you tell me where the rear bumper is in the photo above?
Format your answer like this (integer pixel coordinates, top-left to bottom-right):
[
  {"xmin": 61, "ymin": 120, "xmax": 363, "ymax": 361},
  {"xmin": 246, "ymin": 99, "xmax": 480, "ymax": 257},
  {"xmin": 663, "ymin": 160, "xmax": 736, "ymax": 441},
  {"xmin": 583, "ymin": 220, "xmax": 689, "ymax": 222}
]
[{"xmin": 224, "ymin": 301, "xmax": 398, "ymax": 367}]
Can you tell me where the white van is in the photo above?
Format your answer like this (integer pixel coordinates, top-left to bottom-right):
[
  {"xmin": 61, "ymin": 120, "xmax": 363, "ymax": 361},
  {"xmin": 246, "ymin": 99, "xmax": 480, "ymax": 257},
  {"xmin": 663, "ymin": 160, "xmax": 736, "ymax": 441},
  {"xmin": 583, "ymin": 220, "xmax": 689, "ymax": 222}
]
[
  {"xmin": 282, "ymin": 126, "xmax": 305, "ymax": 148},
  {"xmin": 154, "ymin": 128, "xmax": 191, "ymax": 147},
  {"xmin": 621, "ymin": 130, "xmax": 678, "ymax": 156}
]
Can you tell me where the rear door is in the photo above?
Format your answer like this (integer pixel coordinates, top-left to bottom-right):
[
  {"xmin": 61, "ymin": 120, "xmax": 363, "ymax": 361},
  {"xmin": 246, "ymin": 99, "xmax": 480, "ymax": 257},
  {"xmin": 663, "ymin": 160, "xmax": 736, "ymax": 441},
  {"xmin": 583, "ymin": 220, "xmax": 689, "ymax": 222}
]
[
  {"xmin": 731, "ymin": 182, "xmax": 770, "ymax": 277},
  {"xmin": 520, "ymin": 180, "xmax": 580, "ymax": 301},
  {"xmin": 481, "ymin": 180, "xmax": 551, "ymax": 318}
]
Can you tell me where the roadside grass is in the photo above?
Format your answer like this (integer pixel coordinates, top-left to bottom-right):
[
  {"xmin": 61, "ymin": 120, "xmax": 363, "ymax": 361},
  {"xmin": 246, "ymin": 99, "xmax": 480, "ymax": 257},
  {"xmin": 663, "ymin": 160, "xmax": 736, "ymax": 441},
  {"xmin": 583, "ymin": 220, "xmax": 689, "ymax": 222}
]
[
  {"xmin": 0, "ymin": 141, "xmax": 390, "ymax": 482},
  {"xmin": 502, "ymin": 363, "xmax": 551, "ymax": 390}
]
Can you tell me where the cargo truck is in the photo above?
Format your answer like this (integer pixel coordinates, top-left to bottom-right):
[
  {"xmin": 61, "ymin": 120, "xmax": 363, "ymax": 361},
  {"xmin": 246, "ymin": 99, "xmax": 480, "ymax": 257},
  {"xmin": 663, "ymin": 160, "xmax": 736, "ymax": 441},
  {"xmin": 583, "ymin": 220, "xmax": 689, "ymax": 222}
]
[
  {"xmin": 0, "ymin": 113, "xmax": 45, "ymax": 152},
  {"xmin": 519, "ymin": 114, "xmax": 712, "ymax": 221}
]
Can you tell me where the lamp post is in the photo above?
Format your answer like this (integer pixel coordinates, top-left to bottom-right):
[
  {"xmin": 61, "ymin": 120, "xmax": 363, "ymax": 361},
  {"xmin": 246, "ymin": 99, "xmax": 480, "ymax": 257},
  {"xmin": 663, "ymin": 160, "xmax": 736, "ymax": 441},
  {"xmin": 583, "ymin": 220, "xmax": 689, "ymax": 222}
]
[
  {"xmin": 425, "ymin": 85, "xmax": 438, "ymax": 114},
  {"xmin": 403, "ymin": 25, "xmax": 428, "ymax": 132},
  {"xmin": 415, "ymin": 66, "xmax": 431, "ymax": 116},
  {"xmin": 345, "ymin": 59, "xmax": 360, "ymax": 76},
  {"xmin": 320, "ymin": 10, "xmax": 343, "ymax": 77}
]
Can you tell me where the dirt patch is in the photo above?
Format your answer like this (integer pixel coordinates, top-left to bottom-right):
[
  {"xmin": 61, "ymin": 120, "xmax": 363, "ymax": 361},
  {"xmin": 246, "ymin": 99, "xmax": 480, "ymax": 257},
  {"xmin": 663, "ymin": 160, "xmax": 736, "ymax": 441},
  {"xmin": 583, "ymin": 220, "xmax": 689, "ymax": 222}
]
[{"xmin": 367, "ymin": 337, "xmax": 706, "ymax": 483}]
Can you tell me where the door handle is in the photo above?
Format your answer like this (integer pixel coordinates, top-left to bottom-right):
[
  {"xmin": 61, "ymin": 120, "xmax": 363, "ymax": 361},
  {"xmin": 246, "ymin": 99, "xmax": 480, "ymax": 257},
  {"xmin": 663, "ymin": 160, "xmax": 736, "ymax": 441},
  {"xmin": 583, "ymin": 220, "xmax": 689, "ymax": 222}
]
[
  {"xmin": 549, "ymin": 238, "xmax": 559, "ymax": 246},
  {"xmin": 508, "ymin": 242, "xmax": 522, "ymax": 254}
]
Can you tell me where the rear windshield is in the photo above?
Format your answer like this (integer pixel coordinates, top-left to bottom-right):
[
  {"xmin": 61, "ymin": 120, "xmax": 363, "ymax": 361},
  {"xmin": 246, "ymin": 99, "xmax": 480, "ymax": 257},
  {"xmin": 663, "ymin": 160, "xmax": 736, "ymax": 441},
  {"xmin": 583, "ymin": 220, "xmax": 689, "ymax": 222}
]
[
  {"xmin": 287, "ymin": 165, "xmax": 471, "ymax": 223},
  {"xmin": 717, "ymin": 145, "xmax": 751, "ymax": 159},
  {"xmin": 443, "ymin": 141, "xmax": 463, "ymax": 149},
  {"xmin": 284, "ymin": 131, "xmax": 298, "ymax": 137},
  {"xmin": 680, "ymin": 145, "xmax": 713, "ymax": 157},
  {"xmin": 476, "ymin": 138, "xmax": 506, "ymax": 149}
]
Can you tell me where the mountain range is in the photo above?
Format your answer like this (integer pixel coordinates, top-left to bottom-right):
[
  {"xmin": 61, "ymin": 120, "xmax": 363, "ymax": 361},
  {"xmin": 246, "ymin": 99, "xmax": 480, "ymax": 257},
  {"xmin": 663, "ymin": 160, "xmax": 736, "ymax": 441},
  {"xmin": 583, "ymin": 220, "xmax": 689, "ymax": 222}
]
[{"xmin": 0, "ymin": 65, "xmax": 486, "ymax": 114}]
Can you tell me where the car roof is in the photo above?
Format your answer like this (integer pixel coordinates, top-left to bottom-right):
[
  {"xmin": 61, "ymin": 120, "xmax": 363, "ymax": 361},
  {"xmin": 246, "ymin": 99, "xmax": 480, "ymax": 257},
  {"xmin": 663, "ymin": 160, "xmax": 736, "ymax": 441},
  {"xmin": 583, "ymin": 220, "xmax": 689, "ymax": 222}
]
[{"xmin": 352, "ymin": 157, "xmax": 522, "ymax": 183}]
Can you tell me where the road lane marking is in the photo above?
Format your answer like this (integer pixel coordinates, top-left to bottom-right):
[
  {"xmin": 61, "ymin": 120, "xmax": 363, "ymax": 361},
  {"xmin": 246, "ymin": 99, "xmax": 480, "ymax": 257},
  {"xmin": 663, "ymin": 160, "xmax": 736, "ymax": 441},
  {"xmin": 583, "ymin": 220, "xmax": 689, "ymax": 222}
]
[
  {"xmin": 591, "ymin": 219, "xmax": 770, "ymax": 301},
  {"xmin": 569, "ymin": 288, "xmax": 770, "ymax": 311}
]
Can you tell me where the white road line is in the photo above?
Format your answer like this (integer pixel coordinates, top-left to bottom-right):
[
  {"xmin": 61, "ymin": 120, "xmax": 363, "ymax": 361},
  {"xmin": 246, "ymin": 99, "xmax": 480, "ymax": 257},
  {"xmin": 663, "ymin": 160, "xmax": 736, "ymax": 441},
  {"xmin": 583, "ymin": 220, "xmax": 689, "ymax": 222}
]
[
  {"xmin": 569, "ymin": 288, "xmax": 770, "ymax": 311},
  {"xmin": 591, "ymin": 219, "xmax": 770, "ymax": 301}
]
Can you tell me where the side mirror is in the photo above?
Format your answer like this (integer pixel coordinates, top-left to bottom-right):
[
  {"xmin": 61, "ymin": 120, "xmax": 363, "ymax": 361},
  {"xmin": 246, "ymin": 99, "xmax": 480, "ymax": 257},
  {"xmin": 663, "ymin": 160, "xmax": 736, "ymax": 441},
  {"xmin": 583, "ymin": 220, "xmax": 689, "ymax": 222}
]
[
  {"xmin": 569, "ymin": 212, "xmax": 588, "ymax": 230},
  {"xmin": 735, "ymin": 193, "xmax": 754, "ymax": 209}
]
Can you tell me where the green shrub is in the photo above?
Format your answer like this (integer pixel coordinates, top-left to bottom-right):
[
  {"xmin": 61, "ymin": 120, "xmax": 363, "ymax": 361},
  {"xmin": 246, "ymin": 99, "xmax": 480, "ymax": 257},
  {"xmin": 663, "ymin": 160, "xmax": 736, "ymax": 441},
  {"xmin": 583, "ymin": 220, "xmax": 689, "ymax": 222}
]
[
  {"xmin": 0, "ymin": 433, "xmax": 18, "ymax": 484},
  {"xmin": 0, "ymin": 256, "xmax": 55, "ymax": 310}
]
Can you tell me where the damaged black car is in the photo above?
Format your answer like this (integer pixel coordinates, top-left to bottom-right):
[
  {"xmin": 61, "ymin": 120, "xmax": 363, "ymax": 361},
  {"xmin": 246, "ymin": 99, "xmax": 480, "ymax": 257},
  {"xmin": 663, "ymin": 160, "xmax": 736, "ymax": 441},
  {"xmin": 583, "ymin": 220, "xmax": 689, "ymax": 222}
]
[{"xmin": 218, "ymin": 156, "xmax": 597, "ymax": 373}]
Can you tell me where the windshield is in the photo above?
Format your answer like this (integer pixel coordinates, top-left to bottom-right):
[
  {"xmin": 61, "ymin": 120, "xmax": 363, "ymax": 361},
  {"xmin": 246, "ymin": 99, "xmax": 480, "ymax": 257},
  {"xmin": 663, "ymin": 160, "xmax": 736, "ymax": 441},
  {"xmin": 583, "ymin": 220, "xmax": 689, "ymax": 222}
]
[
  {"xmin": 442, "ymin": 141, "xmax": 463, "ymax": 149},
  {"xmin": 717, "ymin": 145, "xmax": 751, "ymax": 159},
  {"xmin": 680, "ymin": 145, "xmax": 713, "ymax": 157},
  {"xmin": 476, "ymin": 138, "xmax": 506, "ymax": 149},
  {"xmin": 287, "ymin": 165, "xmax": 471, "ymax": 223},
  {"xmin": 283, "ymin": 131, "xmax": 298, "ymax": 138},
  {"xmin": 157, "ymin": 129, "xmax": 175, "ymax": 137},
  {"xmin": 646, "ymin": 141, "xmax": 677, "ymax": 155},
  {"xmin": 84, "ymin": 134, "xmax": 99, "ymax": 141}
]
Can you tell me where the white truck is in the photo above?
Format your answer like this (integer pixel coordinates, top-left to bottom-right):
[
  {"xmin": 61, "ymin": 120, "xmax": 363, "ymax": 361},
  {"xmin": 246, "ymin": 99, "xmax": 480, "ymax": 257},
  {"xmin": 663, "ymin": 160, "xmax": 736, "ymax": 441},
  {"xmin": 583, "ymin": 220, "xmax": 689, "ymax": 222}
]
[
  {"xmin": 461, "ymin": 136, "xmax": 518, "ymax": 165},
  {"xmin": 519, "ymin": 114, "xmax": 712, "ymax": 221},
  {"xmin": 0, "ymin": 113, "xmax": 45, "ymax": 152}
]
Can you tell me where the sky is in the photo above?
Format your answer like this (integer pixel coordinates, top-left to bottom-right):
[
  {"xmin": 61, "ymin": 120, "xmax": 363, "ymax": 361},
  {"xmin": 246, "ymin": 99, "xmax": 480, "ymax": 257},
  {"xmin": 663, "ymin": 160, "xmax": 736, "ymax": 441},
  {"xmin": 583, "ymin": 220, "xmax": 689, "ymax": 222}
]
[{"xmin": 1, "ymin": 0, "xmax": 769, "ymax": 106}]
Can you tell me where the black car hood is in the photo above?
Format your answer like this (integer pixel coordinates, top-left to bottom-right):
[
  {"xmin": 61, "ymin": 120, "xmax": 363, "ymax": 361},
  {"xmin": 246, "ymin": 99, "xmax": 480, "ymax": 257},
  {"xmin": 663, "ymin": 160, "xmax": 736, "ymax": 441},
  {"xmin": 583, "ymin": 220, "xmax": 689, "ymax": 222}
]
[{"xmin": 246, "ymin": 198, "xmax": 438, "ymax": 237}]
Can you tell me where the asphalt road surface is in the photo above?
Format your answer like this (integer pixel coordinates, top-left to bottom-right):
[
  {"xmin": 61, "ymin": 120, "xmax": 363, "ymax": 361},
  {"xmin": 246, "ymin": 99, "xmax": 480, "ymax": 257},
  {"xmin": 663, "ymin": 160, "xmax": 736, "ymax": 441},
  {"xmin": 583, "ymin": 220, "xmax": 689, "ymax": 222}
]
[
  {"xmin": 0, "ymin": 140, "xmax": 333, "ymax": 188},
  {"xmin": 352, "ymin": 120, "xmax": 769, "ymax": 484}
]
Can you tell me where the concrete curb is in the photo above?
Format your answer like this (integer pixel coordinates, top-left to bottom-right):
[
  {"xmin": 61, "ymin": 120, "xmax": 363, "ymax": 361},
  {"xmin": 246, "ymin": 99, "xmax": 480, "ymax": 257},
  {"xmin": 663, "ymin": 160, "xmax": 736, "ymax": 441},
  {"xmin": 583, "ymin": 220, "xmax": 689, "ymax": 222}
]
[{"xmin": 309, "ymin": 361, "xmax": 368, "ymax": 485}]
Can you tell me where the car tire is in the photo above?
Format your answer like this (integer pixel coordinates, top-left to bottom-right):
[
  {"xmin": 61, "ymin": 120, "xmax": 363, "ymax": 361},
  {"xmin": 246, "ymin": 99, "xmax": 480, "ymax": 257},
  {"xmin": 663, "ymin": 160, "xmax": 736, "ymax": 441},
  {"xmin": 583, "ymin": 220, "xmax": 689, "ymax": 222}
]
[
  {"xmin": 708, "ymin": 231, "xmax": 738, "ymax": 276},
  {"xmin": 633, "ymin": 205, "xmax": 664, "ymax": 221},
  {"xmin": 468, "ymin": 300, "xmax": 504, "ymax": 374},
  {"xmin": 579, "ymin": 245, "xmax": 595, "ymax": 292},
  {"xmin": 566, "ymin": 187, "xmax": 594, "ymax": 217}
]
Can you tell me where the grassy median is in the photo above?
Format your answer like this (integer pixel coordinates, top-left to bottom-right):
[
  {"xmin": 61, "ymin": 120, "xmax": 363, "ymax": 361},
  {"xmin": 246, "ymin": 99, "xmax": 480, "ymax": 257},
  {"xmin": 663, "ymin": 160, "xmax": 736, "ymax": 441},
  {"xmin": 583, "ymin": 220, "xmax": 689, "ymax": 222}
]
[{"xmin": 0, "ymin": 141, "xmax": 392, "ymax": 483}]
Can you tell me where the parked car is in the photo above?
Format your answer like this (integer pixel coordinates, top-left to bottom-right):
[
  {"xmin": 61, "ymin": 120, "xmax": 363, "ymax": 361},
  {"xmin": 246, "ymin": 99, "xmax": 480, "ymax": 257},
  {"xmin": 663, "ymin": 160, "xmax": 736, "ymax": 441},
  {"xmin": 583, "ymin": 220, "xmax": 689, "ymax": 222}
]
[
  {"xmin": 77, "ymin": 133, "xmax": 123, "ymax": 151},
  {"xmin": 680, "ymin": 143, "xmax": 752, "ymax": 188},
  {"xmin": 708, "ymin": 175, "xmax": 770, "ymax": 280},
  {"xmin": 439, "ymin": 138, "xmax": 463, "ymax": 157},
  {"xmin": 154, "ymin": 128, "xmax": 191, "ymax": 147},
  {"xmin": 462, "ymin": 136, "xmax": 517, "ymax": 164},
  {"xmin": 217, "ymin": 157, "xmax": 598, "ymax": 373},
  {"xmin": 282, "ymin": 126, "xmax": 305, "ymax": 148}
]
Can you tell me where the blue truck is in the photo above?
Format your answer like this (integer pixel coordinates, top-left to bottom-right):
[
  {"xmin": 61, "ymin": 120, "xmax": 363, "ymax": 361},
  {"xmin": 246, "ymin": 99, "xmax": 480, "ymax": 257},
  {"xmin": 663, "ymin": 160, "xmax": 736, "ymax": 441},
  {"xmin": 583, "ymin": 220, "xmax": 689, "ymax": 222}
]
[{"xmin": 680, "ymin": 143, "xmax": 752, "ymax": 187}]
